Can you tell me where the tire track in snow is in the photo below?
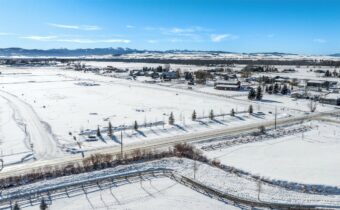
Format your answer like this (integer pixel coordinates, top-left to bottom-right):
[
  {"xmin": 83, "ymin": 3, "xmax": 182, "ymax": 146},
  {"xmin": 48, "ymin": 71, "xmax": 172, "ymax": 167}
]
[{"xmin": 0, "ymin": 90, "xmax": 62, "ymax": 160}]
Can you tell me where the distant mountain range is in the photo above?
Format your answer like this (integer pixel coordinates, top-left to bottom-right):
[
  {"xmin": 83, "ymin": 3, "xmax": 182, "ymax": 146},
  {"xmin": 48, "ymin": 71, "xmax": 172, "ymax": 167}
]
[
  {"xmin": 0, "ymin": 47, "xmax": 236, "ymax": 57},
  {"xmin": 0, "ymin": 47, "xmax": 336, "ymax": 58},
  {"xmin": 0, "ymin": 47, "xmax": 143, "ymax": 57}
]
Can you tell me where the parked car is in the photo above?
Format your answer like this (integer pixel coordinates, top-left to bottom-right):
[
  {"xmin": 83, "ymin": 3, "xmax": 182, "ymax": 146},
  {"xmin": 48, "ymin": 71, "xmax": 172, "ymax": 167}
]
[
  {"xmin": 66, "ymin": 148, "xmax": 82, "ymax": 154},
  {"xmin": 86, "ymin": 135, "xmax": 98, "ymax": 141}
]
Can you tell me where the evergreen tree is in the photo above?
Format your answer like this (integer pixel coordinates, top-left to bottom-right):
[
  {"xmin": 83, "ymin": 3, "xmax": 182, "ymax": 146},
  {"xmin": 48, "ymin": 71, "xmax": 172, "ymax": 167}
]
[
  {"xmin": 134, "ymin": 120, "xmax": 138, "ymax": 130},
  {"xmin": 281, "ymin": 84, "xmax": 289, "ymax": 95},
  {"xmin": 273, "ymin": 83, "xmax": 279, "ymax": 94},
  {"xmin": 248, "ymin": 105, "xmax": 253, "ymax": 114},
  {"xmin": 192, "ymin": 110, "xmax": 197, "ymax": 121},
  {"xmin": 108, "ymin": 121, "xmax": 113, "ymax": 137},
  {"xmin": 209, "ymin": 109, "xmax": 214, "ymax": 120},
  {"xmin": 96, "ymin": 126, "xmax": 101, "ymax": 137},
  {"xmin": 40, "ymin": 198, "xmax": 48, "ymax": 210},
  {"xmin": 230, "ymin": 108, "xmax": 235, "ymax": 117},
  {"xmin": 12, "ymin": 203, "xmax": 20, "ymax": 210},
  {"xmin": 169, "ymin": 112, "xmax": 175, "ymax": 125},
  {"xmin": 256, "ymin": 86, "xmax": 263, "ymax": 100},
  {"xmin": 248, "ymin": 88, "xmax": 256, "ymax": 100},
  {"xmin": 333, "ymin": 70, "xmax": 338, "ymax": 77},
  {"xmin": 268, "ymin": 85, "xmax": 273, "ymax": 94},
  {"xmin": 265, "ymin": 85, "xmax": 269, "ymax": 93}
]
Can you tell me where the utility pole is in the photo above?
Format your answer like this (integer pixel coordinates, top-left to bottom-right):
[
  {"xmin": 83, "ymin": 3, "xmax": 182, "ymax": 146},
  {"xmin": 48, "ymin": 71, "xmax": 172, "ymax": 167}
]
[
  {"xmin": 257, "ymin": 181, "xmax": 262, "ymax": 201},
  {"xmin": 120, "ymin": 130, "xmax": 123, "ymax": 158},
  {"xmin": 193, "ymin": 160, "xmax": 197, "ymax": 179},
  {"xmin": 274, "ymin": 106, "xmax": 277, "ymax": 130}
]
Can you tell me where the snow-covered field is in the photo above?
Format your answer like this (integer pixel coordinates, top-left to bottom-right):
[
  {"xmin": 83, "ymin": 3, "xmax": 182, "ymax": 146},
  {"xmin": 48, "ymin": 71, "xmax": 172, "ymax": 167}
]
[
  {"xmin": 256, "ymin": 65, "xmax": 340, "ymax": 82},
  {"xmin": 22, "ymin": 177, "xmax": 235, "ymax": 210},
  {"xmin": 203, "ymin": 121, "xmax": 340, "ymax": 187},
  {"xmin": 4, "ymin": 157, "xmax": 340, "ymax": 208},
  {"xmin": 83, "ymin": 61, "xmax": 216, "ymax": 72},
  {"xmin": 234, "ymin": 93, "xmax": 335, "ymax": 113},
  {"xmin": 0, "ymin": 65, "xmax": 279, "ymax": 165},
  {"xmin": 1, "ymin": 62, "xmax": 340, "ymax": 209},
  {"xmin": 0, "ymin": 64, "xmax": 337, "ymax": 167},
  {"xmin": 0, "ymin": 97, "xmax": 33, "ymax": 165}
]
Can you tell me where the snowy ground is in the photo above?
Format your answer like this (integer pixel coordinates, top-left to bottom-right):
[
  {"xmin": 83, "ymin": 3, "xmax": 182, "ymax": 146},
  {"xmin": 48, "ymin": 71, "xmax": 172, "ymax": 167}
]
[
  {"xmin": 0, "ymin": 64, "xmax": 339, "ymax": 200},
  {"xmin": 83, "ymin": 61, "xmax": 217, "ymax": 72},
  {"xmin": 0, "ymin": 97, "xmax": 32, "ymax": 165},
  {"xmin": 84, "ymin": 61, "xmax": 340, "ymax": 82},
  {"xmin": 256, "ymin": 65, "xmax": 340, "ymax": 82},
  {"xmin": 4, "ymin": 158, "xmax": 340, "ymax": 208},
  {"xmin": 22, "ymin": 177, "xmax": 235, "ymax": 210},
  {"xmin": 202, "ymin": 121, "xmax": 340, "ymax": 187},
  {"xmin": 0, "ymin": 65, "xmax": 287, "ymax": 165},
  {"xmin": 234, "ymin": 93, "xmax": 335, "ymax": 113}
]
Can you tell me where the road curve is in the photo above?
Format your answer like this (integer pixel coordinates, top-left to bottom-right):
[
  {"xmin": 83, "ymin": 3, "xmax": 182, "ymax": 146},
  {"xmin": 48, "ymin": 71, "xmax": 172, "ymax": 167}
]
[
  {"xmin": 0, "ymin": 108, "xmax": 338, "ymax": 178},
  {"xmin": 0, "ymin": 90, "xmax": 62, "ymax": 160}
]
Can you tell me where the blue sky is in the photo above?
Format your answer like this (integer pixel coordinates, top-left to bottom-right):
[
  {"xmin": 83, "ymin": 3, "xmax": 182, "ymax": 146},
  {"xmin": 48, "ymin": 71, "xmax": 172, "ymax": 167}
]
[{"xmin": 0, "ymin": 0, "xmax": 339, "ymax": 54}]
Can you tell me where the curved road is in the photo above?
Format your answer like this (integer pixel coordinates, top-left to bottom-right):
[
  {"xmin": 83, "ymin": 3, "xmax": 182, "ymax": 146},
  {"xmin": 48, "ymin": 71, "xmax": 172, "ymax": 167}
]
[
  {"xmin": 0, "ymin": 90, "xmax": 62, "ymax": 160},
  {"xmin": 0, "ymin": 108, "xmax": 339, "ymax": 178}
]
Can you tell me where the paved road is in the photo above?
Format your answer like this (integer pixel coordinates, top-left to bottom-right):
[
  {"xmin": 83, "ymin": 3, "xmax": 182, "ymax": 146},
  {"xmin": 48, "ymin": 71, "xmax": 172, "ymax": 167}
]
[
  {"xmin": 0, "ymin": 90, "xmax": 62, "ymax": 160},
  {"xmin": 0, "ymin": 108, "xmax": 338, "ymax": 178}
]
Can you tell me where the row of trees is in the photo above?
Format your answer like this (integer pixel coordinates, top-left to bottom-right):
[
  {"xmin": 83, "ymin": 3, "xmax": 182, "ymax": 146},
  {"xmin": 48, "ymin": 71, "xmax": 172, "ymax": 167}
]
[
  {"xmin": 96, "ymin": 120, "xmax": 155, "ymax": 138},
  {"xmin": 324, "ymin": 69, "xmax": 339, "ymax": 77},
  {"xmin": 96, "ymin": 106, "xmax": 255, "ymax": 137},
  {"xmin": 192, "ymin": 105, "xmax": 253, "ymax": 121},
  {"xmin": 265, "ymin": 83, "xmax": 290, "ymax": 95},
  {"xmin": 248, "ymin": 86, "xmax": 263, "ymax": 100},
  {"xmin": 248, "ymin": 83, "xmax": 290, "ymax": 101}
]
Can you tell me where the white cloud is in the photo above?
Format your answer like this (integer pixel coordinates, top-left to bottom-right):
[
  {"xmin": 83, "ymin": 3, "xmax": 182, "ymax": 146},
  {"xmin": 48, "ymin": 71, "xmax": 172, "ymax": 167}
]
[
  {"xmin": 210, "ymin": 34, "xmax": 238, "ymax": 42},
  {"xmin": 169, "ymin": 27, "xmax": 196, "ymax": 34},
  {"xmin": 21, "ymin": 35, "xmax": 58, "ymax": 41},
  {"xmin": 57, "ymin": 38, "xmax": 130, "ymax": 44},
  {"xmin": 48, "ymin": 23, "xmax": 101, "ymax": 31},
  {"xmin": 144, "ymin": 26, "xmax": 207, "ymax": 34},
  {"xmin": 147, "ymin": 40, "xmax": 159, "ymax": 44},
  {"xmin": 313, "ymin": 38, "xmax": 326, "ymax": 43},
  {"xmin": 21, "ymin": 35, "xmax": 130, "ymax": 44},
  {"xmin": 166, "ymin": 26, "xmax": 207, "ymax": 35},
  {"xmin": 0, "ymin": 32, "xmax": 14, "ymax": 36},
  {"xmin": 126, "ymin": 25, "xmax": 135, "ymax": 29}
]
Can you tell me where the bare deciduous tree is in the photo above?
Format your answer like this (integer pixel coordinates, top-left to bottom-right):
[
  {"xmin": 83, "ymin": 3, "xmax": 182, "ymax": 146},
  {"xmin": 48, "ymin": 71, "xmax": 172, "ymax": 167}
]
[{"xmin": 308, "ymin": 100, "xmax": 318, "ymax": 112}]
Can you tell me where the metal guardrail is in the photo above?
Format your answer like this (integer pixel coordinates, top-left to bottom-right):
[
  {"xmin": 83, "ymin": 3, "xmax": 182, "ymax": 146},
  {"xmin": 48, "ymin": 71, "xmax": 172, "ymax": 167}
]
[
  {"xmin": 0, "ymin": 168, "xmax": 172, "ymax": 209},
  {"xmin": 168, "ymin": 173, "xmax": 339, "ymax": 209},
  {"xmin": 1, "ymin": 167, "xmax": 339, "ymax": 209}
]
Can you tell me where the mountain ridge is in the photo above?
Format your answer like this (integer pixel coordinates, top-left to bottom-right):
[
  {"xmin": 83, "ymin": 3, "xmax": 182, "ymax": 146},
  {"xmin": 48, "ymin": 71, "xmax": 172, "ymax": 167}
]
[{"xmin": 0, "ymin": 47, "xmax": 335, "ymax": 57}]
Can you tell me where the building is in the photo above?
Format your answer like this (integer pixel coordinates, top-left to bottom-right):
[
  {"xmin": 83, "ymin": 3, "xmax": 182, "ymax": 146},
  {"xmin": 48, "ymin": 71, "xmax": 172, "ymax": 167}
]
[
  {"xmin": 161, "ymin": 71, "xmax": 178, "ymax": 80},
  {"xmin": 320, "ymin": 93, "xmax": 340, "ymax": 106},
  {"xmin": 274, "ymin": 76, "xmax": 290, "ymax": 84},
  {"xmin": 290, "ymin": 90, "xmax": 322, "ymax": 100},
  {"xmin": 306, "ymin": 80, "xmax": 330, "ymax": 89},
  {"xmin": 214, "ymin": 80, "xmax": 241, "ymax": 91}
]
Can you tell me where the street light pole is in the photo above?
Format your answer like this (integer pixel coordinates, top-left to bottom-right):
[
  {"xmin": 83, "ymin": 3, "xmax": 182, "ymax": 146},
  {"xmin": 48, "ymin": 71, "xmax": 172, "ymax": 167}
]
[
  {"xmin": 274, "ymin": 106, "xmax": 277, "ymax": 130},
  {"xmin": 120, "ymin": 130, "xmax": 123, "ymax": 158}
]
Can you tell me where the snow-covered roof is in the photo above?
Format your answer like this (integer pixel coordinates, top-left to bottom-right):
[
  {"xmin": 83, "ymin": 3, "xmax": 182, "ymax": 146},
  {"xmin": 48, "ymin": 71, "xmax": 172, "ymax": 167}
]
[
  {"xmin": 307, "ymin": 80, "xmax": 327, "ymax": 84},
  {"xmin": 215, "ymin": 84, "xmax": 240, "ymax": 88},
  {"xmin": 215, "ymin": 80, "xmax": 239, "ymax": 85},
  {"xmin": 323, "ymin": 93, "xmax": 340, "ymax": 99}
]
